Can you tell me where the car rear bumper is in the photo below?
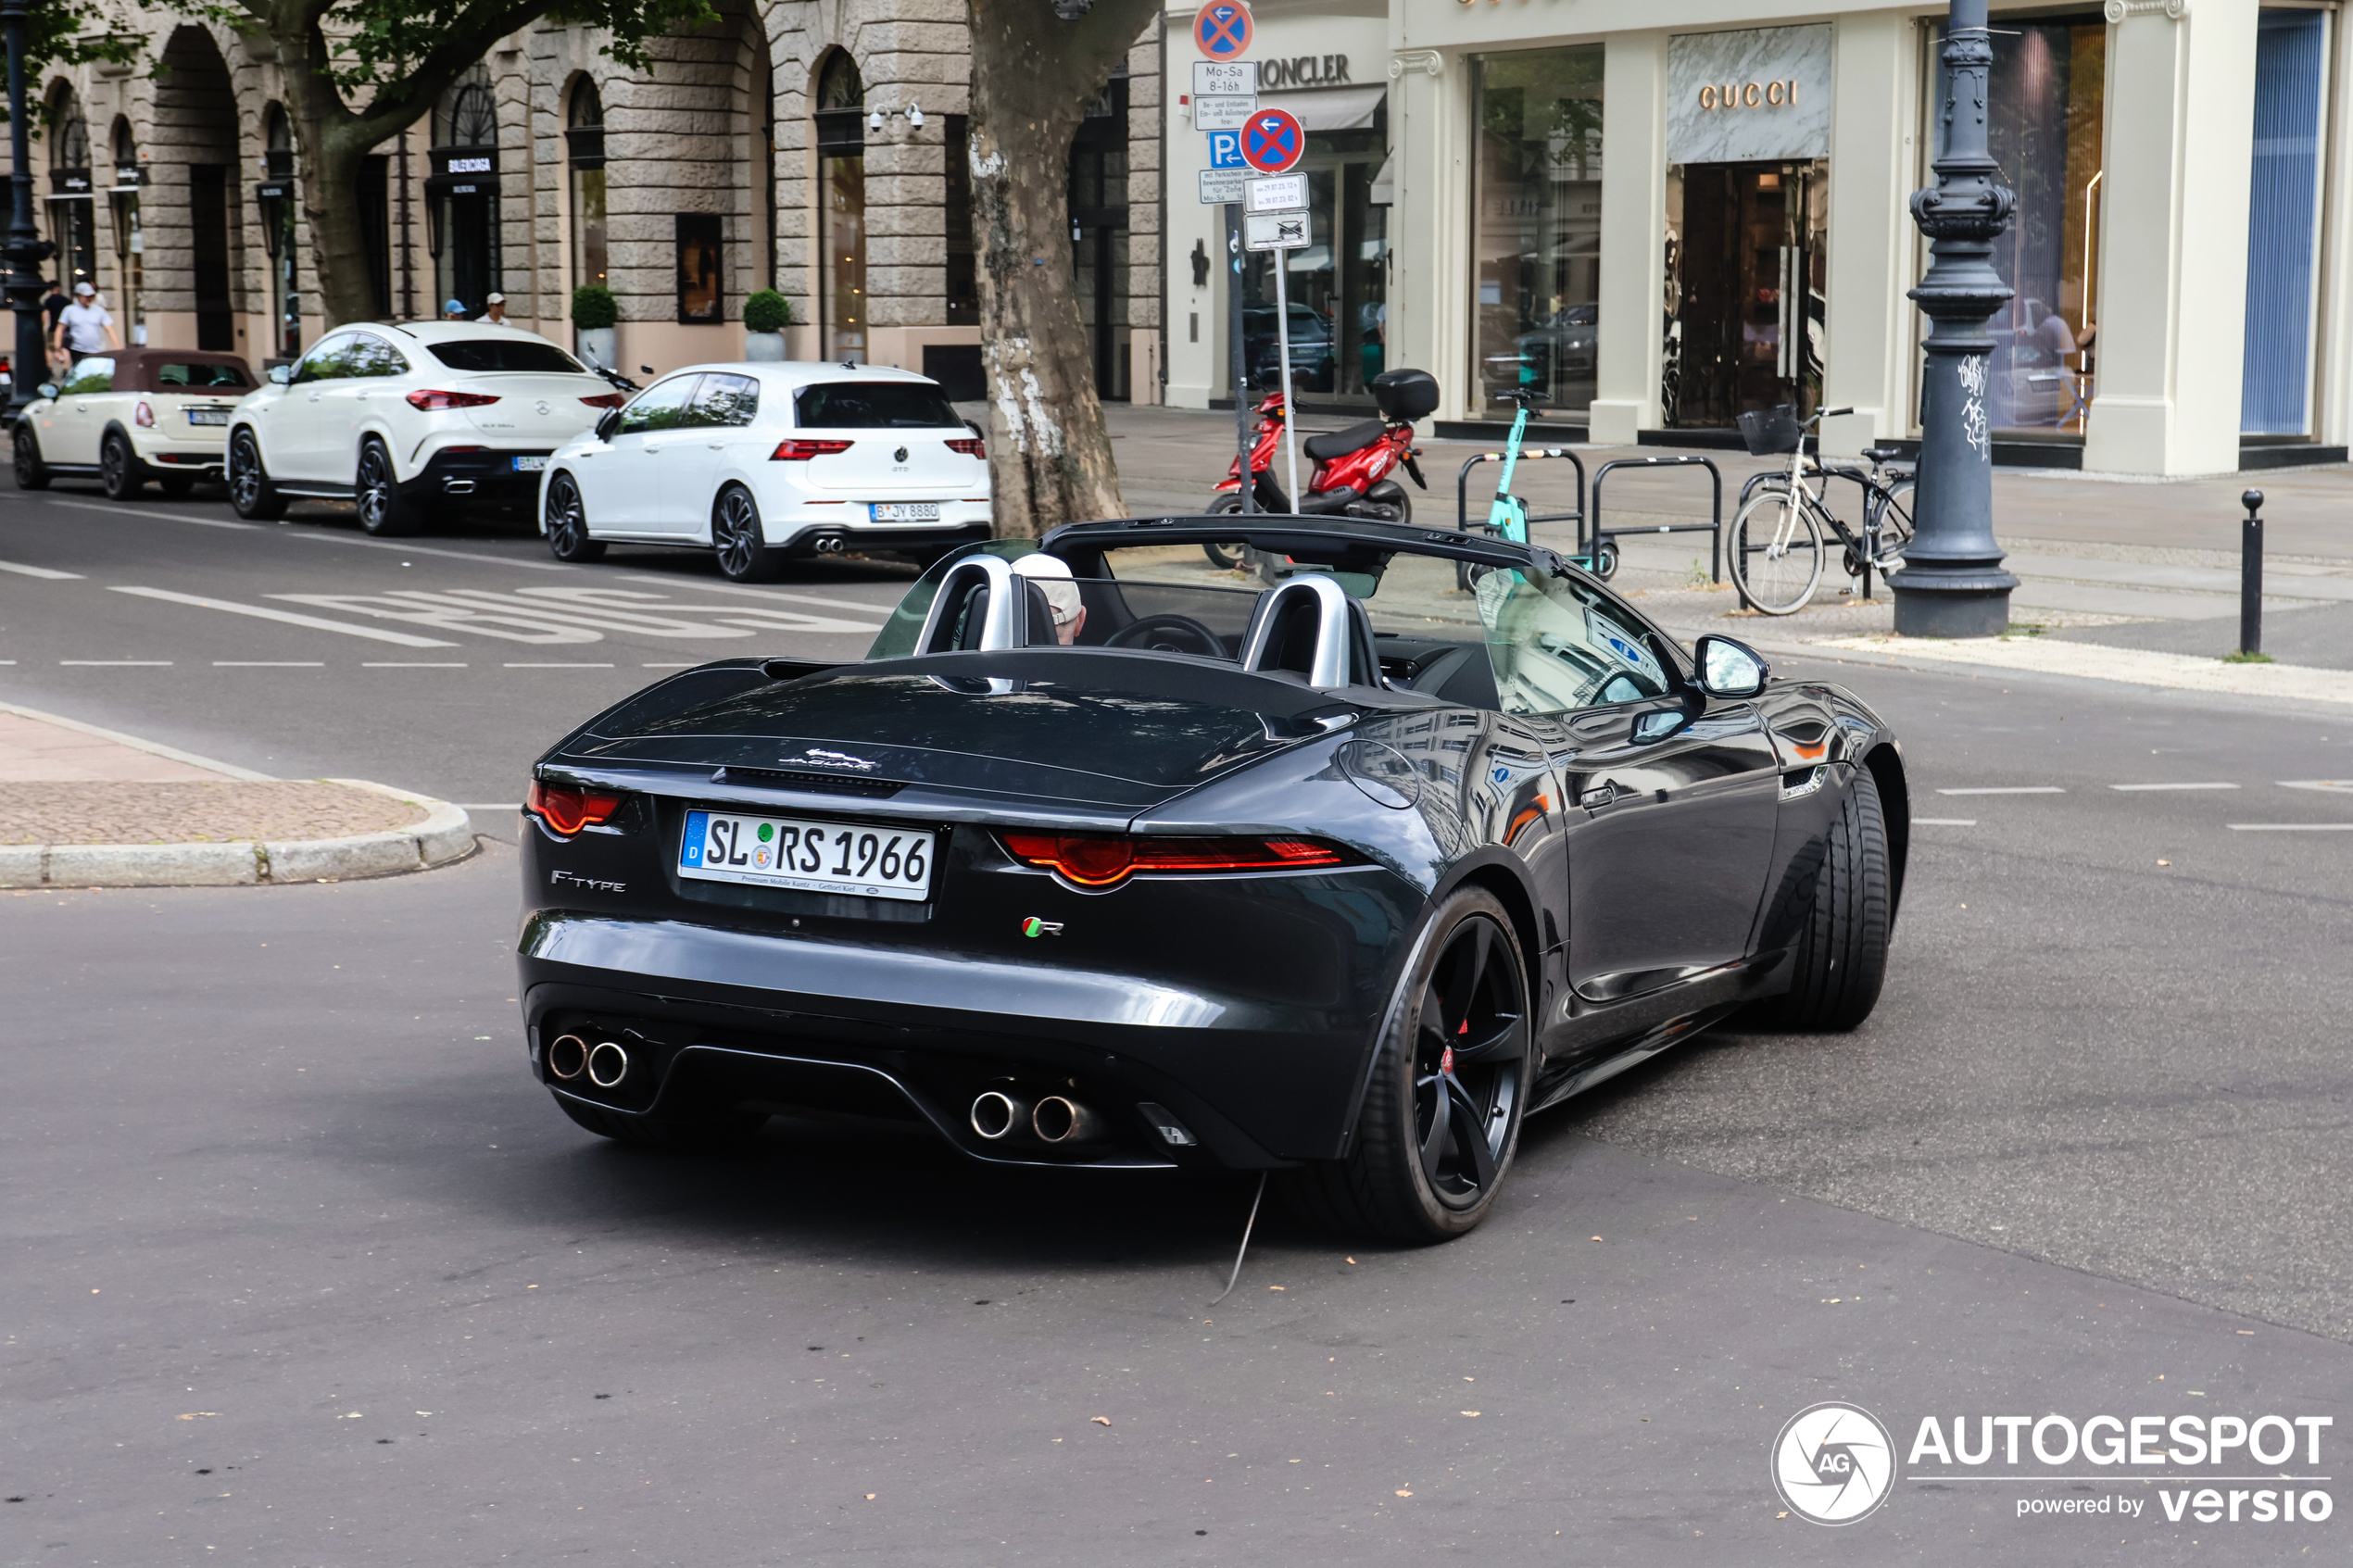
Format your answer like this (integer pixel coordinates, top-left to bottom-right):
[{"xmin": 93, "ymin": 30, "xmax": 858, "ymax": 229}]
[
  {"xmin": 772, "ymin": 515, "xmax": 993, "ymax": 556},
  {"xmin": 514, "ymin": 890, "xmax": 1408, "ymax": 1170},
  {"xmin": 396, "ymin": 447, "xmax": 553, "ymax": 502}
]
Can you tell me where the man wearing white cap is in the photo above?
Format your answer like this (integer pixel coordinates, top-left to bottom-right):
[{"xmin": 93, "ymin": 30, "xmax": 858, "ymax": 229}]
[
  {"xmin": 52, "ymin": 282, "xmax": 120, "ymax": 365},
  {"xmin": 1011, "ymin": 552, "xmax": 1088, "ymax": 646},
  {"xmin": 477, "ymin": 292, "xmax": 508, "ymax": 325}
]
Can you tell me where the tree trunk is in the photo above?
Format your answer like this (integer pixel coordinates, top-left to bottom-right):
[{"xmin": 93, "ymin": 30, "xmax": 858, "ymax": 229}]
[
  {"xmin": 965, "ymin": 0, "xmax": 1158, "ymax": 538},
  {"xmin": 278, "ymin": 22, "xmax": 387, "ymax": 330}
]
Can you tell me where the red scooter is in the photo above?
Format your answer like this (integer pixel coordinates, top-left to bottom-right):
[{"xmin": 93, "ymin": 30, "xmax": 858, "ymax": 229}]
[{"xmin": 1208, "ymin": 368, "xmax": 1439, "ymax": 533}]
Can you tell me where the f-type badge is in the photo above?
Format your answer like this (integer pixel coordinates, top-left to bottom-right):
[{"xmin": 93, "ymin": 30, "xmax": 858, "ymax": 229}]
[{"xmin": 1020, "ymin": 917, "xmax": 1064, "ymax": 938}]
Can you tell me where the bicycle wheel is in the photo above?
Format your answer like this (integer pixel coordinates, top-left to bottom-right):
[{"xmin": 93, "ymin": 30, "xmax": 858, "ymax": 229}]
[
  {"xmin": 1731, "ymin": 485, "xmax": 1825, "ymax": 615},
  {"xmin": 1871, "ymin": 479, "xmax": 1915, "ymax": 567}
]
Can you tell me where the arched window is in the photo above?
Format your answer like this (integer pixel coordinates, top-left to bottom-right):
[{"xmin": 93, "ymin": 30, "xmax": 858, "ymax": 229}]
[
  {"xmin": 435, "ymin": 65, "xmax": 498, "ymax": 150},
  {"xmin": 429, "ymin": 64, "xmax": 500, "ymax": 316},
  {"xmin": 567, "ymin": 80, "xmax": 607, "ymax": 293},
  {"xmin": 45, "ymin": 84, "xmax": 96, "ymax": 300},
  {"xmin": 812, "ymin": 52, "xmax": 865, "ymax": 361}
]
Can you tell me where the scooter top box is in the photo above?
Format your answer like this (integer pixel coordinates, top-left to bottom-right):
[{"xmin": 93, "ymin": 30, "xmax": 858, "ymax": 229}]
[{"xmin": 1370, "ymin": 368, "xmax": 1439, "ymax": 424}]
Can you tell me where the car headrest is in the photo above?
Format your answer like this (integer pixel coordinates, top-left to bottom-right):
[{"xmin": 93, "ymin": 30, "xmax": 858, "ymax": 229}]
[
  {"xmin": 1239, "ymin": 574, "xmax": 1381, "ymax": 690},
  {"xmin": 916, "ymin": 553, "xmax": 1029, "ymax": 652}
]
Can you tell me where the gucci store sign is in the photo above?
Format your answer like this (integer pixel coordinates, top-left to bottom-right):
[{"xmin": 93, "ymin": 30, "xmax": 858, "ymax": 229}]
[{"xmin": 1667, "ymin": 24, "xmax": 1831, "ymax": 165}]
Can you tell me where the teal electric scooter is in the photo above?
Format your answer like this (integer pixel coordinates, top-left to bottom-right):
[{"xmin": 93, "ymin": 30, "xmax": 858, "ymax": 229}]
[{"xmin": 1483, "ymin": 386, "xmax": 1615, "ymax": 576}]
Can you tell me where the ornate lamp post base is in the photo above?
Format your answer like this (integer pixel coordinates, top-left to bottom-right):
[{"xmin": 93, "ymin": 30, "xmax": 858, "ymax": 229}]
[
  {"xmin": 1892, "ymin": 0, "xmax": 2020, "ymax": 639},
  {"xmin": 4, "ymin": 0, "xmax": 57, "ymax": 420}
]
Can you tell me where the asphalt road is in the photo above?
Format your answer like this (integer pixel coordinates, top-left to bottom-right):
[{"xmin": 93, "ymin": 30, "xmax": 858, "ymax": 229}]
[{"xmin": 6, "ymin": 475, "xmax": 2353, "ymax": 1562}]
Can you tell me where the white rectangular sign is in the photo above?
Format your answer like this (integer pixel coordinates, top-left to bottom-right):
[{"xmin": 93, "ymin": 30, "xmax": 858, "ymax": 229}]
[
  {"xmin": 1244, "ymin": 210, "xmax": 1311, "ymax": 251},
  {"xmin": 1244, "ymin": 174, "xmax": 1308, "ymax": 215},
  {"xmin": 1193, "ymin": 61, "xmax": 1258, "ymax": 96},
  {"xmin": 1192, "ymin": 94, "xmax": 1258, "ymax": 132},
  {"xmin": 1199, "ymin": 168, "xmax": 1247, "ymax": 205}
]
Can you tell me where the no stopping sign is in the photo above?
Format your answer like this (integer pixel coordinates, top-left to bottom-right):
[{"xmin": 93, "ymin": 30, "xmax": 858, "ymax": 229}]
[{"xmin": 1239, "ymin": 107, "xmax": 1303, "ymax": 174}]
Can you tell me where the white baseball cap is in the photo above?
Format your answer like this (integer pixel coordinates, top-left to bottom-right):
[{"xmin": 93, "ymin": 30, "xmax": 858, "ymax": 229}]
[
  {"xmin": 73, "ymin": 282, "xmax": 94, "ymax": 295},
  {"xmin": 485, "ymin": 292, "xmax": 505, "ymax": 304}
]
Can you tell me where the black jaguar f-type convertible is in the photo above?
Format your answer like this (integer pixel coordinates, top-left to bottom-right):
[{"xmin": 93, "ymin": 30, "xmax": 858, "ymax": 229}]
[{"xmin": 516, "ymin": 517, "xmax": 1908, "ymax": 1241}]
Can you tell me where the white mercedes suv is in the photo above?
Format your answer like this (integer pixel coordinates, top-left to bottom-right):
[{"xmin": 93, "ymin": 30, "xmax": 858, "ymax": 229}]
[
  {"xmin": 224, "ymin": 320, "xmax": 624, "ymax": 534},
  {"xmin": 536, "ymin": 361, "xmax": 992, "ymax": 581}
]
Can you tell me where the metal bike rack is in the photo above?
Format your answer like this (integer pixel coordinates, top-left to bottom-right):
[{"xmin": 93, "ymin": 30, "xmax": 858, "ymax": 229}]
[{"xmin": 1587, "ymin": 456, "xmax": 1724, "ymax": 583}]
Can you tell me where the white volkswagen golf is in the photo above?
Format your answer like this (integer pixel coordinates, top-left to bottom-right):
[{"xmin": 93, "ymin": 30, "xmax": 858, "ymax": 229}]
[
  {"xmin": 224, "ymin": 320, "xmax": 624, "ymax": 533},
  {"xmin": 536, "ymin": 362, "xmax": 991, "ymax": 581}
]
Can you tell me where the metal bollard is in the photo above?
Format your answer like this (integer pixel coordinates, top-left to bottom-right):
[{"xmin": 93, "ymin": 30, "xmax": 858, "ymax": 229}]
[{"xmin": 2240, "ymin": 489, "xmax": 2265, "ymax": 658}]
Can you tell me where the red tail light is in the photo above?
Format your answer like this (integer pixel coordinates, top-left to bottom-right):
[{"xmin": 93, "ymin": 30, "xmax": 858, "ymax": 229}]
[
  {"xmin": 946, "ymin": 436, "xmax": 985, "ymax": 458},
  {"xmin": 579, "ymin": 393, "xmax": 626, "ymax": 408},
  {"xmin": 133, "ymin": 398, "xmax": 155, "ymax": 428},
  {"xmin": 999, "ymin": 832, "xmax": 1349, "ymax": 888},
  {"xmin": 527, "ymin": 780, "xmax": 623, "ymax": 836},
  {"xmin": 407, "ymin": 389, "xmax": 501, "ymax": 411},
  {"xmin": 771, "ymin": 439, "xmax": 854, "ymax": 461}
]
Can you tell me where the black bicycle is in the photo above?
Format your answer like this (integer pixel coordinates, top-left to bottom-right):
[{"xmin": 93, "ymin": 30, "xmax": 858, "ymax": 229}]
[{"xmin": 1730, "ymin": 405, "xmax": 1917, "ymax": 615}]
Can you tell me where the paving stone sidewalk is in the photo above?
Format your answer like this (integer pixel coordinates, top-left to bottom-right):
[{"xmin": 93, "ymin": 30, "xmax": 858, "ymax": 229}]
[{"xmin": 0, "ymin": 779, "xmax": 426, "ymax": 847}]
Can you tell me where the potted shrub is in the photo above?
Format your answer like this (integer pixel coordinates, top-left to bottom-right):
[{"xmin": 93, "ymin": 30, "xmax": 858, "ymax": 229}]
[
  {"xmin": 572, "ymin": 284, "xmax": 618, "ymax": 370},
  {"xmin": 743, "ymin": 289, "xmax": 790, "ymax": 361}
]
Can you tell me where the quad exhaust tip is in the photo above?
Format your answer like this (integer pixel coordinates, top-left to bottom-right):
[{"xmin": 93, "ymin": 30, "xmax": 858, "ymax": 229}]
[
  {"xmin": 970, "ymin": 1090, "xmax": 1031, "ymax": 1140},
  {"xmin": 811, "ymin": 533, "xmax": 849, "ymax": 554},
  {"xmin": 1032, "ymin": 1095, "xmax": 1103, "ymax": 1145},
  {"xmin": 585, "ymin": 1040, "xmax": 630, "ymax": 1089},
  {"xmin": 547, "ymin": 1033, "xmax": 588, "ymax": 1082}
]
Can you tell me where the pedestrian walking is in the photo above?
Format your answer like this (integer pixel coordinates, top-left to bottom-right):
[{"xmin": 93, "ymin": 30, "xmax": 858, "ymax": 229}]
[
  {"xmin": 53, "ymin": 282, "xmax": 120, "ymax": 366},
  {"xmin": 477, "ymin": 292, "xmax": 507, "ymax": 325},
  {"xmin": 40, "ymin": 280, "xmax": 69, "ymax": 375},
  {"xmin": 443, "ymin": 298, "xmax": 468, "ymax": 320}
]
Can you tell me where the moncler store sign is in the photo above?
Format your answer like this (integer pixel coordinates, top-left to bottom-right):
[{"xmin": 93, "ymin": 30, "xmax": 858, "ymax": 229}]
[{"xmin": 1667, "ymin": 24, "xmax": 1832, "ymax": 163}]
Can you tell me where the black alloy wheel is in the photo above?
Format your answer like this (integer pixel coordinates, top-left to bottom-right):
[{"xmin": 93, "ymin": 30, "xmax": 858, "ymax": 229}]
[
  {"xmin": 226, "ymin": 428, "xmax": 286, "ymax": 520},
  {"xmin": 99, "ymin": 432, "xmax": 143, "ymax": 499},
  {"xmin": 1285, "ymin": 887, "xmax": 1532, "ymax": 1242},
  {"xmin": 544, "ymin": 473, "xmax": 606, "ymax": 563},
  {"xmin": 355, "ymin": 441, "xmax": 419, "ymax": 536},
  {"xmin": 711, "ymin": 484, "xmax": 783, "ymax": 582},
  {"xmin": 13, "ymin": 425, "xmax": 50, "ymax": 491}
]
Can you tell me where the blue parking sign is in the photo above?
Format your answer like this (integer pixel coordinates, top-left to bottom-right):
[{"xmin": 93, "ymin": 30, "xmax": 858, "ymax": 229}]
[{"xmin": 1207, "ymin": 132, "xmax": 1243, "ymax": 169}]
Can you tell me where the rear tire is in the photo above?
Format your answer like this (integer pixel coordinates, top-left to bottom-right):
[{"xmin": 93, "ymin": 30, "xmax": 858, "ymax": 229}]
[
  {"xmin": 1281, "ymin": 888, "xmax": 1532, "ymax": 1243},
  {"xmin": 544, "ymin": 472, "xmax": 607, "ymax": 562},
  {"xmin": 13, "ymin": 424, "xmax": 50, "ymax": 490},
  {"xmin": 711, "ymin": 483, "xmax": 785, "ymax": 582},
  {"xmin": 1761, "ymin": 767, "xmax": 1892, "ymax": 1031},
  {"xmin": 227, "ymin": 428, "xmax": 287, "ymax": 521},
  {"xmin": 550, "ymin": 1090, "xmax": 768, "ymax": 1153},
  {"xmin": 99, "ymin": 432, "xmax": 145, "ymax": 498},
  {"xmin": 1202, "ymin": 494, "xmax": 1246, "ymax": 568},
  {"xmin": 356, "ymin": 440, "xmax": 422, "ymax": 535}
]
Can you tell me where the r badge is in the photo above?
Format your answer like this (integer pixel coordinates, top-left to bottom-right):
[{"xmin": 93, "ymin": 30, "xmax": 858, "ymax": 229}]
[{"xmin": 1021, "ymin": 917, "xmax": 1064, "ymax": 938}]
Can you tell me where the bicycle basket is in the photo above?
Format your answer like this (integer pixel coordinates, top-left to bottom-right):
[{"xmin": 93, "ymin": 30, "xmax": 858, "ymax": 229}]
[{"xmin": 1737, "ymin": 405, "xmax": 1804, "ymax": 457}]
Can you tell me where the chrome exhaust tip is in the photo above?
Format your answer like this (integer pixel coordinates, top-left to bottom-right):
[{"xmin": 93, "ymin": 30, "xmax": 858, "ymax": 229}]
[
  {"xmin": 547, "ymin": 1033, "xmax": 588, "ymax": 1082},
  {"xmin": 585, "ymin": 1040, "xmax": 629, "ymax": 1089},
  {"xmin": 811, "ymin": 533, "xmax": 848, "ymax": 555},
  {"xmin": 970, "ymin": 1090, "xmax": 1031, "ymax": 1140},
  {"xmin": 1031, "ymin": 1095, "xmax": 1103, "ymax": 1145}
]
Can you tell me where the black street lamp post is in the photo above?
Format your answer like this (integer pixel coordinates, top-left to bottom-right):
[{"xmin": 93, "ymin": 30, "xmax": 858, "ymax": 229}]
[
  {"xmin": 1887, "ymin": 0, "xmax": 2020, "ymax": 637},
  {"xmin": 2, "ymin": 0, "xmax": 55, "ymax": 420}
]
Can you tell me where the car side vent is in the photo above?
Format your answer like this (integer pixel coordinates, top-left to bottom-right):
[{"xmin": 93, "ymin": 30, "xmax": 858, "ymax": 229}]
[{"xmin": 711, "ymin": 766, "xmax": 907, "ymax": 798}]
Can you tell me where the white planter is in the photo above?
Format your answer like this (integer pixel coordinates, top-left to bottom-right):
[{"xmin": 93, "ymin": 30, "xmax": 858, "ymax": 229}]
[
  {"xmin": 743, "ymin": 331, "xmax": 786, "ymax": 362},
  {"xmin": 574, "ymin": 326, "xmax": 616, "ymax": 369}
]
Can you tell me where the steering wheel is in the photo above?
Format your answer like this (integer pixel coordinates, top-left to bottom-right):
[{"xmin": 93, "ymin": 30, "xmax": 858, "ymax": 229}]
[{"xmin": 1104, "ymin": 614, "xmax": 1226, "ymax": 658}]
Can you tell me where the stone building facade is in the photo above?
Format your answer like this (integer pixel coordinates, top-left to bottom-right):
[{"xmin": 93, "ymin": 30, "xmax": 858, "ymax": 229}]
[{"xmin": 11, "ymin": 5, "xmax": 1164, "ymax": 402}]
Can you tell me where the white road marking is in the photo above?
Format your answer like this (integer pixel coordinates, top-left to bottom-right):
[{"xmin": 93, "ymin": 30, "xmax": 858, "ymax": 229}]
[
  {"xmin": 267, "ymin": 585, "xmax": 880, "ymax": 642},
  {"xmin": 1913, "ymin": 818, "xmax": 1978, "ymax": 825},
  {"xmin": 362, "ymin": 662, "xmax": 468, "ymax": 668},
  {"xmin": 676, "ymin": 580, "xmax": 896, "ymax": 616},
  {"xmin": 2110, "ymin": 782, "xmax": 2238, "ymax": 791},
  {"xmin": 2279, "ymin": 780, "xmax": 2353, "ymax": 792},
  {"xmin": 505, "ymin": 662, "xmax": 614, "ymax": 668},
  {"xmin": 0, "ymin": 558, "xmax": 83, "ymax": 579},
  {"xmin": 111, "ymin": 585, "xmax": 459, "ymax": 647},
  {"xmin": 1935, "ymin": 786, "xmax": 2066, "ymax": 796},
  {"xmin": 214, "ymin": 661, "xmax": 325, "ymax": 667},
  {"xmin": 48, "ymin": 498, "xmax": 253, "ymax": 531},
  {"xmin": 60, "ymin": 659, "xmax": 171, "ymax": 665},
  {"xmin": 286, "ymin": 531, "xmax": 572, "ymax": 571},
  {"xmin": 2229, "ymin": 822, "xmax": 2353, "ymax": 832}
]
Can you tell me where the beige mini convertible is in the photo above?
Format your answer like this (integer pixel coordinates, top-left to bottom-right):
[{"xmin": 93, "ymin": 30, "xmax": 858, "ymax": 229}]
[{"xmin": 14, "ymin": 347, "xmax": 256, "ymax": 498}]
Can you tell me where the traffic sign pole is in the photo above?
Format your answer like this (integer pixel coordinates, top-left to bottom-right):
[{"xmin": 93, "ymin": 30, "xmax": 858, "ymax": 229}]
[
  {"xmin": 1227, "ymin": 205, "xmax": 1252, "ymax": 516},
  {"xmin": 1274, "ymin": 249, "xmax": 1300, "ymax": 512}
]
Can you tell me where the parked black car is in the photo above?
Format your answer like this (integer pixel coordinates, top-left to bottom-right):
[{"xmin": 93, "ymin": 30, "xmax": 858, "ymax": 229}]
[{"xmin": 516, "ymin": 517, "xmax": 1909, "ymax": 1242}]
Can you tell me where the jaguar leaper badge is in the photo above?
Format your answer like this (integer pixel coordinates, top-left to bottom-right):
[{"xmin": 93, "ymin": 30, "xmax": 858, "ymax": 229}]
[{"xmin": 1021, "ymin": 917, "xmax": 1064, "ymax": 938}]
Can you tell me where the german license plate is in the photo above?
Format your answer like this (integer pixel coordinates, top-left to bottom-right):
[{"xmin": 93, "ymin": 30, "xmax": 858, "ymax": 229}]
[
  {"xmin": 512, "ymin": 455, "xmax": 550, "ymax": 472},
  {"xmin": 680, "ymin": 809, "xmax": 932, "ymax": 901},
  {"xmin": 869, "ymin": 501, "xmax": 940, "ymax": 521},
  {"xmin": 185, "ymin": 408, "xmax": 229, "ymax": 426}
]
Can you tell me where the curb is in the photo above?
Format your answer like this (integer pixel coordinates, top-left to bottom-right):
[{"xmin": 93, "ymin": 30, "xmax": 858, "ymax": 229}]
[{"xmin": 0, "ymin": 783, "xmax": 474, "ymax": 889}]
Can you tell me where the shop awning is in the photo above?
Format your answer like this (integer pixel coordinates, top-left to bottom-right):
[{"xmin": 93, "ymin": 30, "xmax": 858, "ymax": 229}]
[{"xmin": 1263, "ymin": 84, "xmax": 1386, "ymax": 132}]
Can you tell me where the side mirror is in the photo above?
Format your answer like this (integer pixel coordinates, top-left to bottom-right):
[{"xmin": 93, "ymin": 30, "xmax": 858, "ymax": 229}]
[
  {"xmin": 36, "ymin": 383, "xmax": 57, "ymax": 400},
  {"xmin": 594, "ymin": 408, "xmax": 623, "ymax": 443},
  {"xmin": 267, "ymin": 363, "xmax": 293, "ymax": 385},
  {"xmin": 1693, "ymin": 634, "xmax": 1769, "ymax": 699}
]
